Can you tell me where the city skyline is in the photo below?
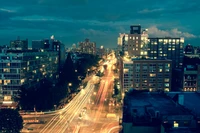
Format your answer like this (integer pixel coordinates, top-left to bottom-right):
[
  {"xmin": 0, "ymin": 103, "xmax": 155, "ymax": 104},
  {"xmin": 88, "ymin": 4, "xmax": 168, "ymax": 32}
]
[{"xmin": 1, "ymin": 0, "xmax": 200, "ymax": 47}]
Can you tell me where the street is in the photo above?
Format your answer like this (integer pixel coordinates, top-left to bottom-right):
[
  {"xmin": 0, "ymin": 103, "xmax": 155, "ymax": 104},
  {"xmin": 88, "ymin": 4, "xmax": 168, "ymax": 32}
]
[{"xmin": 21, "ymin": 53, "xmax": 122, "ymax": 133}]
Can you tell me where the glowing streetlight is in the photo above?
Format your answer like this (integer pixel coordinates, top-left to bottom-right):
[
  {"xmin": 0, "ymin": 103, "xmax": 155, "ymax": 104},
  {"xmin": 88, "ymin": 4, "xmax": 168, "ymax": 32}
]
[{"xmin": 68, "ymin": 83, "xmax": 72, "ymax": 86}]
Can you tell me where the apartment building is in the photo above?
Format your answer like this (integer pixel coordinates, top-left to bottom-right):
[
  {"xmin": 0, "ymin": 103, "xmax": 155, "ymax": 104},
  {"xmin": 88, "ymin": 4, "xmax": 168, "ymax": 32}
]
[
  {"xmin": 10, "ymin": 37, "xmax": 28, "ymax": 50},
  {"xmin": 148, "ymin": 37, "xmax": 184, "ymax": 69},
  {"xmin": 121, "ymin": 57, "xmax": 172, "ymax": 92},
  {"xmin": 121, "ymin": 25, "xmax": 148, "ymax": 57},
  {"xmin": 0, "ymin": 49, "xmax": 59, "ymax": 102},
  {"xmin": 183, "ymin": 65, "xmax": 200, "ymax": 91},
  {"xmin": 78, "ymin": 38, "xmax": 96, "ymax": 55}
]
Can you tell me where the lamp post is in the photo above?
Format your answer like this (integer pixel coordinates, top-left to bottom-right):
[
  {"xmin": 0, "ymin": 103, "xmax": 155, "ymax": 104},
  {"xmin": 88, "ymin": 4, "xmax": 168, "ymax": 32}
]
[
  {"xmin": 68, "ymin": 83, "xmax": 72, "ymax": 97},
  {"xmin": 54, "ymin": 105, "xmax": 57, "ymax": 111},
  {"xmin": 87, "ymin": 69, "xmax": 90, "ymax": 77}
]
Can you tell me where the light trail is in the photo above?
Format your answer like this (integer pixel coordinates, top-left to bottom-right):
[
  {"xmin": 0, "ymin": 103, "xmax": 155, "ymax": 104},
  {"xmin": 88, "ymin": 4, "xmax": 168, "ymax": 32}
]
[
  {"xmin": 39, "ymin": 80, "xmax": 95, "ymax": 133},
  {"xmin": 108, "ymin": 125, "xmax": 122, "ymax": 133}
]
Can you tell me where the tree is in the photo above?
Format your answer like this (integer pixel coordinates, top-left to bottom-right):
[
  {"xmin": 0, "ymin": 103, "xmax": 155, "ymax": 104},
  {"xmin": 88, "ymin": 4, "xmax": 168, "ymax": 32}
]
[
  {"xmin": 18, "ymin": 86, "xmax": 36, "ymax": 110},
  {"xmin": 18, "ymin": 79, "xmax": 55, "ymax": 111},
  {"xmin": 35, "ymin": 79, "xmax": 53, "ymax": 110},
  {"xmin": 60, "ymin": 52, "xmax": 79, "ymax": 92},
  {"xmin": 0, "ymin": 109, "xmax": 23, "ymax": 133}
]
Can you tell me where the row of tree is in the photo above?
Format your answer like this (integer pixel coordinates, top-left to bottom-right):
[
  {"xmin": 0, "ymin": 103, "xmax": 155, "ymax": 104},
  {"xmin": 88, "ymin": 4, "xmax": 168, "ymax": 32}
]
[{"xmin": 18, "ymin": 53, "xmax": 100, "ymax": 111}]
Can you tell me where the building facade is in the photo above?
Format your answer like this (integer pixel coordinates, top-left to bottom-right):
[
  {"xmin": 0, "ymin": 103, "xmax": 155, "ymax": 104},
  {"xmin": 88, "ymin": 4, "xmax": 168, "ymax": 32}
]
[
  {"xmin": 32, "ymin": 36, "xmax": 65, "ymax": 70},
  {"xmin": 10, "ymin": 37, "xmax": 28, "ymax": 50},
  {"xmin": 183, "ymin": 65, "xmax": 200, "ymax": 91},
  {"xmin": 0, "ymin": 49, "xmax": 59, "ymax": 102},
  {"xmin": 148, "ymin": 37, "xmax": 184, "ymax": 69},
  {"xmin": 122, "ymin": 92, "xmax": 198, "ymax": 133},
  {"xmin": 52, "ymin": 40, "xmax": 65, "ymax": 69},
  {"xmin": 78, "ymin": 39, "xmax": 96, "ymax": 55},
  {"xmin": 121, "ymin": 25, "xmax": 148, "ymax": 57},
  {"xmin": 121, "ymin": 58, "xmax": 172, "ymax": 92}
]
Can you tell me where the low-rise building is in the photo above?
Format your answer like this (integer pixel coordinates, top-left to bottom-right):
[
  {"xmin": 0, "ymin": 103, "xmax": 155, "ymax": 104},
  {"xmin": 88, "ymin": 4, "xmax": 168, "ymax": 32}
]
[
  {"xmin": 183, "ymin": 65, "xmax": 200, "ymax": 91},
  {"xmin": 122, "ymin": 90, "xmax": 198, "ymax": 133},
  {"xmin": 0, "ymin": 49, "xmax": 59, "ymax": 103}
]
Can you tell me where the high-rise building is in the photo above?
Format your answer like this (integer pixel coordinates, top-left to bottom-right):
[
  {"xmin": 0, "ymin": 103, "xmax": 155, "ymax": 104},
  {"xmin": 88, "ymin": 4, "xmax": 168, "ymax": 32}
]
[
  {"xmin": 78, "ymin": 39, "xmax": 96, "ymax": 55},
  {"xmin": 52, "ymin": 40, "xmax": 65, "ymax": 68},
  {"xmin": 120, "ymin": 57, "xmax": 172, "ymax": 92},
  {"xmin": 10, "ymin": 37, "xmax": 28, "ymax": 50},
  {"xmin": 32, "ymin": 36, "xmax": 66, "ymax": 70},
  {"xmin": 148, "ymin": 37, "xmax": 184, "ymax": 69},
  {"xmin": 122, "ymin": 25, "xmax": 148, "ymax": 57},
  {"xmin": 0, "ymin": 49, "xmax": 59, "ymax": 102},
  {"xmin": 117, "ymin": 33, "xmax": 127, "ymax": 55}
]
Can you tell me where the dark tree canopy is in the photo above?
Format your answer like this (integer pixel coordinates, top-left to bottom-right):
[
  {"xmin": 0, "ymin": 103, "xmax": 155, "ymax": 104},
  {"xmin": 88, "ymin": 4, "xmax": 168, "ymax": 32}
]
[
  {"xmin": 60, "ymin": 52, "xmax": 80, "ymax": 92},
  {"xmin": 18, "ymin": 79, "xmax": 55, "ymax": 111},
  {"xmin": 0, "ymin": 109, "xmax": 23, "ymax": 133},
  {"xmin": 60, "ymin": 52, "xmax": 76, "ymax": 83},
  {"xmin": 18, "ymin": 53, "xmax": 100, "ymax": 111}
]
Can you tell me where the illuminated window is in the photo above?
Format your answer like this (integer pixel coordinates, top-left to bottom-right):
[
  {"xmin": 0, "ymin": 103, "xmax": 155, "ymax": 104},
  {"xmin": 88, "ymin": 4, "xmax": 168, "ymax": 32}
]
[
  {"xmin": 4, "ymin": 96, "xmax": 11, "ymax": 101},
  {"xmin": 150, "ymin": 74, "xmax": 156, "ymax": 77},
  {"xmin": 21, "ymin": 79, "xmax": 25, "ymax": 84},
  {"xmin": 164, "ymin": 78, "xmax": 169, "ymax": 82},
  {"xmin": 174, "ymin": 121, "xmax": 179, "ymax": 127},
  {"xmin": 165, "ymin": 69, "xmax": 170, "ymax": 72},
  {"xmin": 165, "ymin": 83, "xmax": 169, "ymax": 87},
  {"xmin": 165, "ymin": 88, "xmax": 169, "ymax": 92},
  {"xmin": 159, "ymin": 69, "xmax": 162, "ymax": 72},
  {"xmin": 3, "ymin": 68, "xmax": 10, "ymax": 73},
  {"xmin": 4, "ymin": 80, "xmax": 11, "ymax": 85}
]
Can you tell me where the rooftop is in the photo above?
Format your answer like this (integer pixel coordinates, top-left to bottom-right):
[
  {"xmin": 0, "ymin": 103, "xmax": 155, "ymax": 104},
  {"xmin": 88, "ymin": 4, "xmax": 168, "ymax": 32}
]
[
  {"xmin": 123, "ymin": 90, "xmax": 191, "ymax": 123},
  {"xmin": 166, "ymin": 127, "xmax": 193, "ymax": 133},
  {"xmin": 122, "ymin": 56, "xmax": 172, "ymax": 62},
  {"xmin": 167, "ymin": 92, "xmax": 200, "ymax": 117},
  {"xmin": 132, "ymin": 57, "xmax": 172, "ymax": 61}
]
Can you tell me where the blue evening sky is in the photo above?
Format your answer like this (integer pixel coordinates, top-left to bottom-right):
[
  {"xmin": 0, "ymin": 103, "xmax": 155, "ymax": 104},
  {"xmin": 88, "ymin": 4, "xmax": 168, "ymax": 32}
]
[{"xmin": 0, "ymin": 0, "xmax": 200, "ymax": 47}]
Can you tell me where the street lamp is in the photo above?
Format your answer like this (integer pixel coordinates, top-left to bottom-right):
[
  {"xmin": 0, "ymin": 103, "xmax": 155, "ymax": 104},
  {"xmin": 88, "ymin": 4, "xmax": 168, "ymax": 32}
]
[
  {"xmin": 68, "ymin": 83, "xmax": 72, "ymax": 87},
  {"xmin": 54, "ymin": 105, "xmax": 57, "ymax": 111},
  {"xmin": 87, "ymin": 69, "xmax": 90, "ymax": 77},
  {"xmin": 68, "ymin": 83, "xmax": 72, "ymax": 94}
]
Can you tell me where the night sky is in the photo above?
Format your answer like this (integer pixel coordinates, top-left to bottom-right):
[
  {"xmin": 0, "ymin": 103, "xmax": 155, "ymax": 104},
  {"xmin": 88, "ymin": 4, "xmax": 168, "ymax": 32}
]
[{"xmin": 0, "ymin": 0, "xmax": 200, "ymax": 47}]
